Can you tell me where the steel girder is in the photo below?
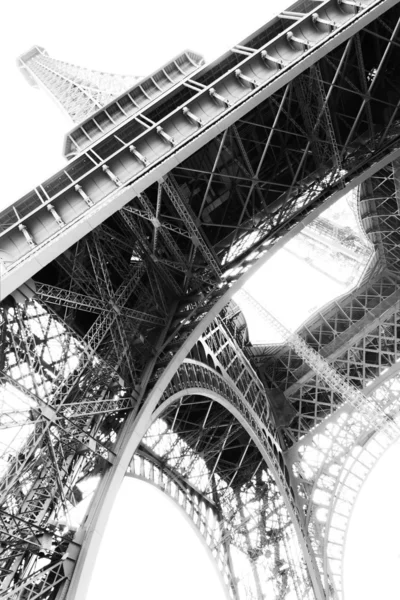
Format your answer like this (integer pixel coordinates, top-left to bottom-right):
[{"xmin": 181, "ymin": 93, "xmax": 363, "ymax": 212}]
[
  {"xmin": 2, "ymin": 2, "xmax": 400, "ymax": 600},
  {"xmin": 260, "ymin": 268, "xmax": 400, "ymax": 435},
  {"xmin": 2, "ymin": 1, "xmax": 400, "ymax": 300}
]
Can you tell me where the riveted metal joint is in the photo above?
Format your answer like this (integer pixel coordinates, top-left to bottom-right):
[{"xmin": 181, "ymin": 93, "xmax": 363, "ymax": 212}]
[
  {"xmin": 129, "ymin": 145, "xmax": 149, "ymax": 167},
  {"xmin": 260, "ymin": 50, "xmax": 284, "ymax": 69},
  {"xmin": 75, "ymin": 184, "xmax": 94, "ymax": 207},
  {"xmin": 47, "ymin": 204, "xmax": 64, "ymax": 228},
  {"xmin": 209, "ymin": 88, "xmax": 232, "ymax": 108},
  {"xmin": 18, "ymin": 224, "xmax": 36, "ymax": 248},
  {"xmin": 156, "ymin": 126, "xmax": 175, "ymax": 146},
  {"xmin": 312, "ymin": 12, "xmax": 337, "ymax": 30},
  {"xmin": 102, "ymin": 164, "xmax": 122, "ymax": 186},
  {"xmin": 182, "ymin": 106, "xmax": 203, "ymax": 127},
  {"xmin": 235, "ymin": 69, "xmax": 258, "ymax": 89}
]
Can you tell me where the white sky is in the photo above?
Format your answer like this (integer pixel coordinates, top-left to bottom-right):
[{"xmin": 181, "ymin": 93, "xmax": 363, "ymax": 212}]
[
  {"xmin": 86, "ymin": 478, "xmax": 228, "ymax": 599},
  {"xmin": 344, "ymin": 441, "xmax": 400, "ymax": 600},
  {"xmin": 236, "ymin": 243, "xmax": 354, "ymax": 344},
  {"xmin": 3, "ymin": 1, "xmax": 400, "ymax": 598}
]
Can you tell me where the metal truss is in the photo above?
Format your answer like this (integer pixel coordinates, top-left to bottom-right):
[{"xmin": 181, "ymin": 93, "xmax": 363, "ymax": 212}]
[
  {"xmin": 2, "ymin": 1, "xmax": 400, "ymax": 599},
  {"xmin": 147, "ymin": 354, "xmax": 317, "ymax": 598},
  {"xmin": 239, "ymin": 289, "xmax": 400, "ymax": 597},
  {"xmin": 248, "ymin": 259, "xmax": 400, "ymax": 598},
  {"xmin": 137, "ymin": 416, "xmax": 307, "ymax": 600},
  {"xmin": 0, "ymin": 301, "xmax": 123, "ymax": 596},
  {"xmin": 3, "ymin": 0, "xmax": 400, "ymax": 299},
  {"xmin": 260, "ymin": 267, "xmax": 400, "ymax": 435},
  {"xmin": 360, "ymin": 162, "xmax": 400, "ymax": 272},
  {"xmin": 290, "ymin": 371, "xmax": 400, "ymax": 598}
]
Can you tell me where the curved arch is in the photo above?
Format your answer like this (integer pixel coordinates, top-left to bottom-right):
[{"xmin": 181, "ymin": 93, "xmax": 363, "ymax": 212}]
[
  {"xmin": 67, "ymin": 90, "xmax": 373, "ymax": 594},
  {"xmin": 325, "ymin": 413, "xmax": 400, "ymax": 599},
  {"xmin": 150, "ymin": 359, "xmax": 324, "ymax": 598},
  {"xmin": 126, "ymin": 450, "xmax": 234, "ymax": 600},
  {"xmin": 152, "ymin": 360, "xmax": 290, "ymax": 498},
  {"xmin": 291, "ymin": 366, "xmax": 400, "ymax": 599},
  {"xmin": 68, "ymin": 207, "xmax": 286, "ymax": 600},
  {"xmin": 70, "ymin": 308, "xmax": 329, "ymax": 600}
]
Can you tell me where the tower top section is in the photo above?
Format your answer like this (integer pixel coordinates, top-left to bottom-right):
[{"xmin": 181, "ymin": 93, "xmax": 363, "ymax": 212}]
[
  {"xmin": 17, "ymin": 46, "xmax": 47, "ymax": 87},
  {"xmin": 17, "ymin": 46, "xmax": 142, "ymax": 124},
  {"xmin": 17, "ymin": 45, "xmax": 205, "ymax": 157}
]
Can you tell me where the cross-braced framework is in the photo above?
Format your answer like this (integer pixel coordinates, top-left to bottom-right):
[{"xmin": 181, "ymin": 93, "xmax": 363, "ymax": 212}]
[
  {"xmin": 240, "ymin": 287, "xmax": 400, "ymax": 595},
  {"xmin": 2, "ymin": 0, "xmax": 400, "ymax": 598}
]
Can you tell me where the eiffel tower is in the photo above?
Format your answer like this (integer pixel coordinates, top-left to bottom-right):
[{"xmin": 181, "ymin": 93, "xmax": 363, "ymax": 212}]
[{"xmin": 1, "ymin": 1, "xmax": 400, "ymax": 598}]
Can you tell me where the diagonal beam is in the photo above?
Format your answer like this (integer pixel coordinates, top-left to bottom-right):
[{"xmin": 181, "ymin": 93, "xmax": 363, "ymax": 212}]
[
  {"xmin": 161, "ymin": 176, "xmax": 222, "ymax": 279},
  {"xmin": 36, "ymin": 283, "xmax": 165, "ymax": 325},
  {"xmin": 284, "ymin": 282, "xmax": 400, "ymax": 397}
]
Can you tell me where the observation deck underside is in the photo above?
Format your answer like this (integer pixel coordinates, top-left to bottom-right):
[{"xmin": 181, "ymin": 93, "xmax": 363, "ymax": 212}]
[{"xmin": 2, "ymin": 1, "xmax": 400, "ymax": 599}]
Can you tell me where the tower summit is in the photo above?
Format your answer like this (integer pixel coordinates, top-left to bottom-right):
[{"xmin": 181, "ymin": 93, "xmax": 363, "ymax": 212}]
[{"xmin": 17, "ymin": 46, "xmax": 142, "ymax": 123}]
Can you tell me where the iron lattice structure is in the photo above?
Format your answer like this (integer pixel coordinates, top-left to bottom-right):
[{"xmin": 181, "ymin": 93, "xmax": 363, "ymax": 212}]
[
  {"xmin": 1, "ymin": 0, "xmax": 400, "ymax": 598},
  {"xmin": 18, "ymin": 46, "xmax": 142, "ymax": 124}
]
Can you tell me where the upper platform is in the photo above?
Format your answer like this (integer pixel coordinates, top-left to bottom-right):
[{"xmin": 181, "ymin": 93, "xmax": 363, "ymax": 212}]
[{"xmin": 63, "ymin": 51, "xmax": 205, "ymax": 159}]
